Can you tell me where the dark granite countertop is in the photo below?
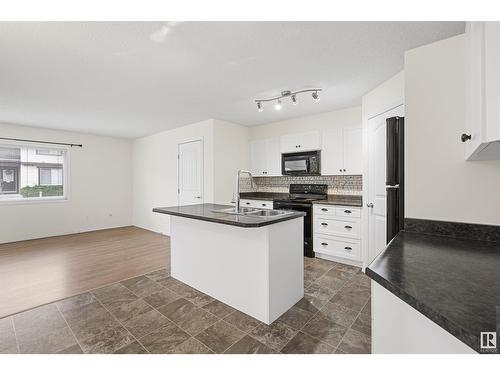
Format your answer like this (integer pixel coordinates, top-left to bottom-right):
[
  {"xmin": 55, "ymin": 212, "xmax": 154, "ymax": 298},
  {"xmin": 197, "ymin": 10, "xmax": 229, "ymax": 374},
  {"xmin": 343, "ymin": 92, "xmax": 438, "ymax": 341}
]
[
  {"xmin": 313, "ymin": 195, "xmax": 363, "ymax": 207},
  {"xmin": 239, "ymin": 192, "xmax": 289, "ymax": 201},
  {"xmin": 153, "ymin": 203, "xmax": 305, "ymax": 228},
  {"xmin": 366, "ymin": 226, "xmax": 500, "ymax": 353}
]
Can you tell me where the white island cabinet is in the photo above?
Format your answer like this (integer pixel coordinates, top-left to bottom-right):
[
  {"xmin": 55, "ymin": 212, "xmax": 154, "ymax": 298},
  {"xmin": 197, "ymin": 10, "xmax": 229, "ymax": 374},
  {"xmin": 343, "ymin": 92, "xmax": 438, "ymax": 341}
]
[{"xmin": 153, "ymin": 203, "xmax": 305, "ymax": 324}]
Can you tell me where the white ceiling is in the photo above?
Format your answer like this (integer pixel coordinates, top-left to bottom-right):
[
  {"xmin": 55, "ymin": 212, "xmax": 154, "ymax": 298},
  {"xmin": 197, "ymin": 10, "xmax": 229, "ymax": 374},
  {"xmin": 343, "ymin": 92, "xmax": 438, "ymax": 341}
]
[{"xmin": 0, "ymin": 22, "xmax": 465, "ymax": 138}]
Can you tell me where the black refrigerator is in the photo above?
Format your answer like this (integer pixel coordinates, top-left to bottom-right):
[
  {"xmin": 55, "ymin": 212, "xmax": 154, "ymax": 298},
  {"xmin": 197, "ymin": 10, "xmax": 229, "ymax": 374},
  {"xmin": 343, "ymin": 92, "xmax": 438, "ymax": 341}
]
[{"xmin": 386, "ymin": 116, "xmax": 405, "ymax": 243}]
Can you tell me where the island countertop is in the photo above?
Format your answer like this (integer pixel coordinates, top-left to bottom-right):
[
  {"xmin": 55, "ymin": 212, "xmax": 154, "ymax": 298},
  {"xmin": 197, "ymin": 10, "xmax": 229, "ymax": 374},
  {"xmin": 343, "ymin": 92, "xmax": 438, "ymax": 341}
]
[
  {"xmin": 366, "ymin": 219, "xmax": 500, "ymax": 353},
  {"xmin": 153, "ymin": 203, "xmax": 306, "ymax": 228}
]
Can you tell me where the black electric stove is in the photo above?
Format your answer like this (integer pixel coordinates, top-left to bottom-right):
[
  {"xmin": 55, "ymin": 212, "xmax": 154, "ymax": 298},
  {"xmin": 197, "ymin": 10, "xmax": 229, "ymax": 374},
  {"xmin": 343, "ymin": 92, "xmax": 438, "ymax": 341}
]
[{"xmin": 273, "ymin": 184, "xmax": 328, "ymax": 258}]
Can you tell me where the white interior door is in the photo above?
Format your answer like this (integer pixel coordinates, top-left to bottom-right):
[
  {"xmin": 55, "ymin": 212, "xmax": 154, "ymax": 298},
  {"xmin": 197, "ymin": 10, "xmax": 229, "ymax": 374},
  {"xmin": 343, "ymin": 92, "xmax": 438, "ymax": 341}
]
[
  {"xmin": 178, "ymin": 139, "xmax": 203, "ymax": 206},
  {"xmin": 367, "ymin": 106, "xmax": 404, "ymax": 263}
]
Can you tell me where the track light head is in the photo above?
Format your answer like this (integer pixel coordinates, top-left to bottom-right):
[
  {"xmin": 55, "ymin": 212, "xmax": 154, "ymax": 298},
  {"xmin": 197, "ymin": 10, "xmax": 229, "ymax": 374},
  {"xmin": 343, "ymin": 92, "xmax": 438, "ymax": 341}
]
[
  {"xmin": 274, "ymin": 99, "xmax": 282, "ymax": 111},
  {"xmin": 291, "ymin": 94, "xmax": 297, "ymax": 105},
  {"xmin": 312, "ymin": 91, "xmax": 320, "ymax": 102},
  {"xmin": 257, "ymin": 101, "xmax": 264, "ymax": 112}
]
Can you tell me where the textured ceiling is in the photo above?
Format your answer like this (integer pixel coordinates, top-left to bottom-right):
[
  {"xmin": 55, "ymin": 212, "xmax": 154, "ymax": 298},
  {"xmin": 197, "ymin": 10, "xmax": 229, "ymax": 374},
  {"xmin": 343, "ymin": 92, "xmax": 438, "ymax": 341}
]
[{"xmin": 0, "ymin": 22, "xmax": 465, "ymax": 138}]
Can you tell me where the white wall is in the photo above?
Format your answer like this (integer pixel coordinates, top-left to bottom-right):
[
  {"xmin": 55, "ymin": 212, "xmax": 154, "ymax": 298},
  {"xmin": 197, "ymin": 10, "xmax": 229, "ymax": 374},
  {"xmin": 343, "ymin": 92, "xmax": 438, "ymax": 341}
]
[
  {"xmin": 132, "ymin": 119, "xmax": 215, "ymax": 235},
  {"xmin": 249, "ymin": 106, "xmax": 361, "ymax": 140},
  {"xmin": 362, "ymin": 72, "xmax": 404, "ymax": 121},
  {"xmin": 0, "ymin": 122, "xmax": 132, "ymax": 243},
  {"xmin": 405, "ymin": 35, "xmax": 500, "ymax": 225},
  {"xmin": 213, "ymin": 119, "xmax": 250, "ymax": 205},
  {"xmin": 132, "ymin": 118, "xmax": 252, "ymax": 234}
]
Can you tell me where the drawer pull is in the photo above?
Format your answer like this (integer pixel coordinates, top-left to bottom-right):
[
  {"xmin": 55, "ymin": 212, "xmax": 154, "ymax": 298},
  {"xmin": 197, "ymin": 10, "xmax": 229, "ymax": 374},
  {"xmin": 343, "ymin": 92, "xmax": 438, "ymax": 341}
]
[
  {"xmin": 321, "ymin": 222, "xmax": 328, "ymax": 226},
  {"xmin": 344, "ymin": 210, "xmax": 351, "ymax": 214},
  {"xmin": 321, "ymin": 208, "xmax": 328, "ymax": 212},
  {"xmin": 321, "ymin": 242, "xmax": 328, "ymax": 246},
  {"xmin": 262, "ymin": 204, "xmax": 267, "ymax": 206},
  {"xmin": 344, "ymin": 225, "xmax": 352, "ymax": 229},
  {"xmin": 245, "ymin": 202, "xmax": 251, "ymax": 205},
  {"xmin": 344, "ymin": 246, "xmax": 352, "ymax": 251}
]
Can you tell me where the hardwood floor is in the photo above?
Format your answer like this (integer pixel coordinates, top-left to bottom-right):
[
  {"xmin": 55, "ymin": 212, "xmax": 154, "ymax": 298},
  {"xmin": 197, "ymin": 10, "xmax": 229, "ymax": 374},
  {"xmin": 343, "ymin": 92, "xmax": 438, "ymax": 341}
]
[{"xmin": 0, "ymin": 226, "xmax": 170, "ymax": 318}]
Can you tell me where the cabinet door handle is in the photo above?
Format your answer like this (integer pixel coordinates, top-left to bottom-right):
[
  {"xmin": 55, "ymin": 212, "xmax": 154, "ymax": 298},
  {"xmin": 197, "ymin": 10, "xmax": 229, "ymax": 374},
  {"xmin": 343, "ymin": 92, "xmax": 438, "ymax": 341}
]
[
  {"xmin": 344, "ymin": 246, "xmax": 352, "ymax": 251},
  {"xmin": 321, "ymin": 208, "xmax": 328, "ymax": 212},
  {"xmin": 461, "ymin": 133, "xmax": 472, "ymax": 142},
  {"xmin": 321, "ymin": 222, "xmax": 328, "ymax": 226},
  {"xmin": 343, "ymin": 169, "xmax": 346, "ymax": 172},
  {"xmin": 344, "ymin": 225, "xmax": 352, "ymax": 229},
  {"xmin": 344, "ymin": 210, "xmax": 351, "ymax": 214},
  {"xmin": 321, "ymin": 242, "xmax": 328, "ymax": 246},
  {"xmin": 339, "ymin": 169, "xmax": 342, "ymax": 172}
]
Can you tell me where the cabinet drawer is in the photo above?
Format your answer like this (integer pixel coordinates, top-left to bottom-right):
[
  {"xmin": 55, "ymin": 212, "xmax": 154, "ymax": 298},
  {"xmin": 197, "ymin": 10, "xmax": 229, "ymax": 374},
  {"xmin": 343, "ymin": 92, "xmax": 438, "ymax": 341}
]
[
  {"xmin": 313, "ymin": 205, "xmax": 336, "ymax": 216},
  {"xmin": 314, "ymin": 205, "xmax": 361, "ymax": 218},
  {"xmin": 335, "ymin": 207, "xmax": 361, "ymax": 218},
  {"xmin": 239, "ymin": 199, "xmax": 272, "ymax": 209},
  {"xmin": 314, "ymin": 235, "xmax": 361, "ymax": 260},
  {"xmin": 314, "ymin": 217, "xmax": 361, "ymax": 239}
]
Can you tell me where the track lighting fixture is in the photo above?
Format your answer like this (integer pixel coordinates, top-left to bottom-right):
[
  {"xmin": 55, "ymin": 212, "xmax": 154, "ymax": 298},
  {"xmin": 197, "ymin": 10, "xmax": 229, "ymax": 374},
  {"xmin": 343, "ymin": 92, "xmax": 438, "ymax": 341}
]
[{"xmin": 254, "ymin": 88, "xmax": 322, "ymax": 112}]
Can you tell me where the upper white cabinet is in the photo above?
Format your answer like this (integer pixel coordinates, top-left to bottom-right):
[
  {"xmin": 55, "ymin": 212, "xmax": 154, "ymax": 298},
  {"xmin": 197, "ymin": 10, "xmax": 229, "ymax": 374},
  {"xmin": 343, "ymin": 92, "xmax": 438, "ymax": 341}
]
[
  {"xmin": 321, "ymin": 128, "xmax": 344, "ymax": 175},
  {"xmin": 250, "ymin": 137, "xmax": 281, "ymax": 176},
  {"xmin": 322, "ymin": 127, "xmax": 362, "ymax": 175},
  {"xmin": 343, "ymin": 127, "xmax": 363, "ymax": 174},
  {"xmin": 280, "ymin": 131, "xmax": 321, "ymax": 153},
  {"xmin": 464, "ymin": 22, "xmax": 500, "ymax": 160}
]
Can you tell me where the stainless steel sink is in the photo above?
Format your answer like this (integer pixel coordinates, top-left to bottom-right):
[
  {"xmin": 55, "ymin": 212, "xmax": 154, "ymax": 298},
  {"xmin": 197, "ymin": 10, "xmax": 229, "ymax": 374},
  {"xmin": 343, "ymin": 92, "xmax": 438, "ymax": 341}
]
[
  {"xmin": 212, "ymin": 207, "xmax": 291, "ymax": 217},
  {"xmin": 246, "ymin": 209, "xmax": 292, "ymax": 217},
  {"xmin": 212, "ymin": 207, "xmax": 261, "ymax": 215}
]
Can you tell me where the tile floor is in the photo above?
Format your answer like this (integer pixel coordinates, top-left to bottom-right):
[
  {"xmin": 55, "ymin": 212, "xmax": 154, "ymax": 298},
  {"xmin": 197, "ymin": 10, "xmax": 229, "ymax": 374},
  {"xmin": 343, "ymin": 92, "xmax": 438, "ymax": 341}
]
[{"xmin": 0, "ymin": 257, "xmax": 371, "ymax": 354}]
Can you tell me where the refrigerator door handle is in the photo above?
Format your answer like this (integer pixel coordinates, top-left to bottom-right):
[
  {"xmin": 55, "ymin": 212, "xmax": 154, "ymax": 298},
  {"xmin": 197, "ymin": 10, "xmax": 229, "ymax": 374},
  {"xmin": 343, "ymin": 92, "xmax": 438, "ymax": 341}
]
[{"xmin": 385, "ymin": 184, "xmax": 400, "ymax": 189}]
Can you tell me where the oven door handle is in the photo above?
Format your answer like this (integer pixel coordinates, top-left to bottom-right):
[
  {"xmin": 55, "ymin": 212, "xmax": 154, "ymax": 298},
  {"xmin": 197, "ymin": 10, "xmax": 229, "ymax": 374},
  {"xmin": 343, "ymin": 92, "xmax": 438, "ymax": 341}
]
[{"xmin": 274, "ymin": 201, "xmax": 311, "ymax": 209}]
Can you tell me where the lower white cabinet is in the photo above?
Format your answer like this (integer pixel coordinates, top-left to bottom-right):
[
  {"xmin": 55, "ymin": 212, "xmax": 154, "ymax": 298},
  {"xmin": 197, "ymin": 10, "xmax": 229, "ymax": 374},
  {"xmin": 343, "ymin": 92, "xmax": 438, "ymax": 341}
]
[
  {"xmin": 313, "ymin": 204, "xmax": 362, "ymax": 265},
  {"xmin": 239, "ymin": 199, "xmax": 273, "ymax": 209},
  {"xmin": 372, "ymin": 282, "xmax": 475, "ymax": 353},
  {"xmin": 314, "ymin": 235, "xmax": 361, "ymax": 261}
]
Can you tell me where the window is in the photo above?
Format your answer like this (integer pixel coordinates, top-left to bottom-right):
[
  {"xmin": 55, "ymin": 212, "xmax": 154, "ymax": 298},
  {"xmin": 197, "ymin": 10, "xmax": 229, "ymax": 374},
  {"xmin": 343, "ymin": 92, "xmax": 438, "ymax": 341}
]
[
  {"xmin": 0, "ymin": 143, "xmax": 68, "ymax": 202},
  {"xmin": 36, "ymin": 148, "xmax": 64, "ymax": 156},
  {"xmin": 39, "ymin": 167, "xmax": 63, "ymax": 186}
]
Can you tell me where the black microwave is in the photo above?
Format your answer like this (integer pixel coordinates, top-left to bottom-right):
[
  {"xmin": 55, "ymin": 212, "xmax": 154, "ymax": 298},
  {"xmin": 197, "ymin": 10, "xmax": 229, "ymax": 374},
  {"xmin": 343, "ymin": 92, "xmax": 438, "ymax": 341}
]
[{"xmin": 282, "ymin": 151, "xmax": 321, "ymax": 176}]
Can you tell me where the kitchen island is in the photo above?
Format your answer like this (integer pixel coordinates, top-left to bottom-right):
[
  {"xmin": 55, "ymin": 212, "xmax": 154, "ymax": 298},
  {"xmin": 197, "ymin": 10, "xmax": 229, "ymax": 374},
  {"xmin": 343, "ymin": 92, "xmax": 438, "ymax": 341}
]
[{"xmin": 153, "ymin": 203, "xmax": 306, "ymax": 324}]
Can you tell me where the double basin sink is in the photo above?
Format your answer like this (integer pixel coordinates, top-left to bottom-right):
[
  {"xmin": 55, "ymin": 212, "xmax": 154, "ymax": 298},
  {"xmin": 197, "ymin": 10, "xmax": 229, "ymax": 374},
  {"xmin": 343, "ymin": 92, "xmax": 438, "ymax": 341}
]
[{"xmin": 212, "ymin": 207, "xmax": 292, "ymax": 218}]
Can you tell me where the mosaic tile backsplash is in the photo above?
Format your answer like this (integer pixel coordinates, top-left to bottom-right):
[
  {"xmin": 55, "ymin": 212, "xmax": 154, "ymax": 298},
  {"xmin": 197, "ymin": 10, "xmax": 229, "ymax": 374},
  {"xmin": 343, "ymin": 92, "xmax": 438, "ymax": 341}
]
[{"xmin": 240, "ymin": 175, "xmax": 362, "ymax": 195}]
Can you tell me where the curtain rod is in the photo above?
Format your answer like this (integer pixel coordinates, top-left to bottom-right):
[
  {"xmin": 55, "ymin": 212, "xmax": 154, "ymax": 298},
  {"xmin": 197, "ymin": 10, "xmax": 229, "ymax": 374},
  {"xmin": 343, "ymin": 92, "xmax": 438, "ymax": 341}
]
[{"xmin": 0, "ymin": 137, "xmax": 83, "ymax": 148}]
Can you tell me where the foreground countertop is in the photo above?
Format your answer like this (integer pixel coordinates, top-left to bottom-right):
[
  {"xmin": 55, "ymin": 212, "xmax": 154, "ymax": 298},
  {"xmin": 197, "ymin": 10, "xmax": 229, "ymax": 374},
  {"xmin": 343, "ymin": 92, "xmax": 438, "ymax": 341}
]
[
  {"xmin": 366, "ymin": 222, "xmax": 500, "ymax": 353},
  {"xmin": 153, "ymin": 203, "xmax": 305, "ymax": 228}
]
